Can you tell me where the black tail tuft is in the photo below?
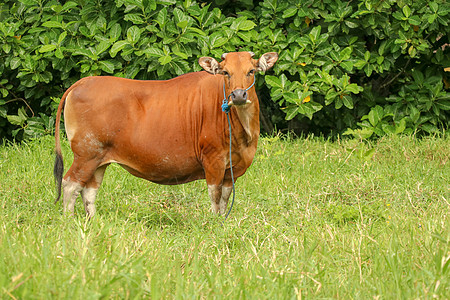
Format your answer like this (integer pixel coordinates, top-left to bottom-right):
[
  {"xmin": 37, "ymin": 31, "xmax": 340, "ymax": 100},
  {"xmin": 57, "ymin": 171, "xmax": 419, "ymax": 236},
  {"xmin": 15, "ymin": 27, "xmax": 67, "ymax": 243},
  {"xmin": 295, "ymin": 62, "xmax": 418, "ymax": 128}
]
[{"xmin": 54, "ymin": 152, "xmax": 64, "ymax": 204}]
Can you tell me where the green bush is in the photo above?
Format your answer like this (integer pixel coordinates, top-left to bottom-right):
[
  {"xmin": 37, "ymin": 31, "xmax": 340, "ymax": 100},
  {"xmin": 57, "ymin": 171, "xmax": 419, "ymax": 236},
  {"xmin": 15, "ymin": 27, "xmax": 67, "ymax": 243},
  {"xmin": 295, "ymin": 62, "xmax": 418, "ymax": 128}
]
[
  {"xmin": 0, "ymin": 0, "xmax": 449, "ymax": 140},
  {"xmin": 259, "ymin": 0, "xmax": 450, "ymax": 137}
]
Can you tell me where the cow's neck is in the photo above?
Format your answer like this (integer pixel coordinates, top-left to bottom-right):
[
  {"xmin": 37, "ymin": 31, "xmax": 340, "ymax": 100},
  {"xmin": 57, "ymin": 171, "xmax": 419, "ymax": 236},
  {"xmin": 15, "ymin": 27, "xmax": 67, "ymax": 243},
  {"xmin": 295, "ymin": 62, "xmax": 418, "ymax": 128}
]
[{"xmin": 232, "ymin": 103, "xmax": 259, "ymax": 145}]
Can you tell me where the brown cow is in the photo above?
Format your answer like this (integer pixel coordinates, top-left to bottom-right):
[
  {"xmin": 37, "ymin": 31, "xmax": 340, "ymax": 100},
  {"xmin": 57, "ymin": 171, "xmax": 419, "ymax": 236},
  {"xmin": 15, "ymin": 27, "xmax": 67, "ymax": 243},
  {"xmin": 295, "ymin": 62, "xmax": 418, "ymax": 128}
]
[{"xmin": 53, "ymin": 51, "xmax": 278, "ymax": 217}]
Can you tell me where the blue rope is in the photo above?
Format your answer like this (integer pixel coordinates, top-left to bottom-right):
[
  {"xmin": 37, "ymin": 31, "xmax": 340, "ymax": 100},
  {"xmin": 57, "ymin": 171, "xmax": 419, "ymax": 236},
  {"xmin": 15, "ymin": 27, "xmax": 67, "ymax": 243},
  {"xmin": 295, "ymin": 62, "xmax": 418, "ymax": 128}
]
[
  {"xmin": 221, "ymin": 76, "xmax": 255, "ymax": 220},
  {"xmin": 223, "ymin": 111, "xmax": 235, "ymax": 220}
]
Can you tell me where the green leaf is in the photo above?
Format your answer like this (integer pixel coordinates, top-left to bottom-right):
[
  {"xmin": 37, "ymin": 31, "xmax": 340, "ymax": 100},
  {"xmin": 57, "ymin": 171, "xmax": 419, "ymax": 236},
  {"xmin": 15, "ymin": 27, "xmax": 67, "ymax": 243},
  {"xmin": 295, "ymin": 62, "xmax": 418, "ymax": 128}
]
[
  {"xmin": 125, "ymin": 14, "xmax": 145, "ymax": 24},
  {"xmin": 435, "ymin": 100, "xmax": 450, "ymax": 110},
  {"xmin": 57, "ymin": 31, "xmax": 67, "ymax": 45},
  {"xmin": 0, "ymin": 105, "xmax": 7, "ymax": 117},
  {"xmin": 408, "ymin": 46, "xmax": 416, "ymax": 57},
  {"xmin": 173, "ymin": 51, "xmax": 188, "ymax": 59},
  {"xmin": 340, "ymin": 47, "xmax": 352, "ymax": 61},
  {"xmin": 80, "ymin": 63, "xmax": 90, "ymax": 73},
  {"xmin": 144, "ymin": 47, "xmax": 164, "ymax": 57},
  {"xmin": 187, "ymin": 27, "xmax": 206, "ymax": 36},
  {"xmin": 7, "ymin": 115, "xmax": 25, "ymax": 126},
  {"xmin": 265, "ymin": 75, "xmax": 282, "ymax": 88},
  {"xmin": 42, "ymin": 21, "xmax": 63, "ymax": 28},
  {"xmin": 212, "ymin": 37, "xmax": 227, "ymax": 48},
  {"xmin": 156, "ymin": 7, "xmax": 168, "ymax": 26},
  {"xmin": 173, "ymin": 7, "xmax": 185, "ymax": 25},
  {"xmin": 334, "ymin": 97, "xmax": 343, "ymax": 109},
  {"xmin": 345, "ymin": 20, "xmax": 358, "ymax": 28},
  {"xmin": 158, "ymin": 55, "xmax": 172, "ymax": 65},
  {"xmin": 298, "ymin": 101, "xmax": 322, "ymax": 119},
  {"xmin": 109, "ymin": 24, "xmax": 122, "ymax": 42},
  {"xmin": 395, "ymin": 118, "xmax": 406, "ymax": 134},
  {"xmin": 8, "ymin": 108, "xmax": 28, "ymax": 126},
  {"xmin": 62, "ymin": 1, "xmax": 78, "ymax": 11},
  {"xmin": 325, "ymin": 90, "xmax": 339, "ymax": 105},
  {"xmin": 429, "ymin": 2, "xmax": 438, "ymax": 13},
  {"xmin": 309, "ymin": 26, "xmax": 321, "ymax": 43},
  {"xmin": 237, "ymin": 31, "xmax": 253, "ymax": 42},
  {"xmin": 127, "ymin": 26, "xmax": 141, "ymax": 44},
  {"xmin": 39, "ymin": 44, "xmax": 56, "ymax": 53},
  {"xmin": 110, "ymin": 40, "xmax": 129, "ymax": 57},
  {"xmin": 342, "ymin": 95, "xmax": 353, "ymax": 109},
  {"xmin": 382, "ymin": 123, "xmax": 395, "ymax": 135},
  {"xmin": 3, "ymin": 43, "xmax": 11, "ymax": 54},
  {"xmin": 55, "ymin": 48, "xmax": 64, "ymax": 59},
  {"xmin": 409, "ymin": 105, "xmax": 420, "ymax": 123},
  {"xmin": 284, "ymin": 106, "xmax": 299, "ymax": 120},
  {"xmin": 51, "ymin": 4, "xmax": 62, "ymax": 13},
  {"xmin": 282, "ymin": 7, "xmax": 297, "ymax": 18},
  {"xmin": 403, "ymin": 5, "xmax": 411, "ymax": 18},
  {"xmin": 411, "ymin": 69, "xmax": 424, "ymax": 84},
  {"xmin": 96, "ymin": 41, "xmax": 111, "ymax": 55},
  {"xmin": 99, "ymin": 60, "xmax": 115, "ymax": 74},
  {"xmin": 345, "ymin": 83, "xmax": 363, "ymax": 94},
  {"xmin": 177, "ymin": 20, "xmax": 189, "ymax": 29},
  {"xmin": 10, "ymin": 57, "xmax": 21, "ymax": 70},
  {"xmin": 428, "ymin": 14, "xmax": 437, "ymax": 24},
  {"xmin": 368, "ymin": 105, "xmax": 384, "ymax": 126},
  {"xmin": 376, "ymin": 56, "xmax": 384, "ymax": 65},
  {"xmin": 1, "ymin": 89, "xmax": 8, "ymax": 98},
  {"xmin": 238, "ymin": 20, "xmax": 256, "ymax": 31},
  {"xmin": 354, "ymin": 60, "xmax": 366, "ymax": 69},
  {"xmin": 340, "ymin": 61, "xmax": 353, "ymax": 72}
]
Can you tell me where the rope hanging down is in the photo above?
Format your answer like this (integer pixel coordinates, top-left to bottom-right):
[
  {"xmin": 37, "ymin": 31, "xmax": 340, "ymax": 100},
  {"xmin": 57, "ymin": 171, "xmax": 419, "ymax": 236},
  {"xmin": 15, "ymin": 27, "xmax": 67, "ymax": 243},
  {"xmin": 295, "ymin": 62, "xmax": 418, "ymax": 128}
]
[{"xmin": 221, "ymin": 76, "xmax": 255, "ymax": 220}]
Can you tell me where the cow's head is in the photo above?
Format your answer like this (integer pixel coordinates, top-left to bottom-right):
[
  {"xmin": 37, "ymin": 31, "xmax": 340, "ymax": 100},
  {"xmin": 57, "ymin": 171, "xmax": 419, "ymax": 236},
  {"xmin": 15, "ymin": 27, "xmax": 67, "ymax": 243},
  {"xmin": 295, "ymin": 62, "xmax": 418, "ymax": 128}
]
[{"xmin": 199, "ymin": 52, "xmax": 278, "ymax": 106}]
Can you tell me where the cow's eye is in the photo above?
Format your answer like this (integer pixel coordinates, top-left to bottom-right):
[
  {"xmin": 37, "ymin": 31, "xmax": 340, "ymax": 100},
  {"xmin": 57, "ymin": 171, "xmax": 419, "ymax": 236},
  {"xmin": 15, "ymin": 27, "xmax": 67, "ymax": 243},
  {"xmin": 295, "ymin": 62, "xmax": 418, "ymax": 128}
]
[
  {"xmin": 247, "ymin": 69, "xmax": 255, "ymax": 76},
  {"xmin": 222, "ymin": 70, "xmax": 230, "ymax": 77}
]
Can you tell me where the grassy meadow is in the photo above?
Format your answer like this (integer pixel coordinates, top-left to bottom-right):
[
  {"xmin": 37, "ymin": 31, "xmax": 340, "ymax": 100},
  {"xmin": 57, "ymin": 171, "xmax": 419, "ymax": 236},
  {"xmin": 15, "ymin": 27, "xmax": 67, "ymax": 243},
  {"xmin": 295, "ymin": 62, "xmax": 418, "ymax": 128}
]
[{"xmin": 0, "ymin": 134, "xmax": 449, "ymax": 299}]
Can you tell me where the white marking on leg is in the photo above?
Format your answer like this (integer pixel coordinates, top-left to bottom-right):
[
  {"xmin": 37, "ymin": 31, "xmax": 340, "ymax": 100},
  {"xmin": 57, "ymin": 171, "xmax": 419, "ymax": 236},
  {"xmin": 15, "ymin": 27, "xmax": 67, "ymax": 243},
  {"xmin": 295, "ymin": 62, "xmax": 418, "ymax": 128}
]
[
  {"xmin": 220, "ymin": 186, "xmax": 233, "ymax": 215},
  {"xmin": 81, "ymin": 187, "xmax": 98, "ymax": 218},
  {"xmin": 62, "ymin": 179, "xmax": 83, "ymax": 215},
  {"xmin": 208, "ymin": 184, "xmax": 221, "ymax": 214}
]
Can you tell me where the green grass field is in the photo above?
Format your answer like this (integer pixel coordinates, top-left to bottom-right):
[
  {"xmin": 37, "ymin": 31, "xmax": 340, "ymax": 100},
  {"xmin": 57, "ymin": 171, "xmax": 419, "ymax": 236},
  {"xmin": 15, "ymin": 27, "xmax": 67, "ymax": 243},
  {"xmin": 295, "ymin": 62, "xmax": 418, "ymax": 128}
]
[{"xmin": 0, "ymin": 134, "xmax": 449, "ymax": 299}]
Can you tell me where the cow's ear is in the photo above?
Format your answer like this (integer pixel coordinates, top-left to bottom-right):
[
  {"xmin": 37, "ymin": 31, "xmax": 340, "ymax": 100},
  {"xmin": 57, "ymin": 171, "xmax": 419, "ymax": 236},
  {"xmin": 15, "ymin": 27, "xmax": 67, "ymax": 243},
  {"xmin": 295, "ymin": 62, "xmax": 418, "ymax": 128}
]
[
  {"xmin": 199, "ymin": 57, "xmax": 222, "ymax": 75},
  {"xmin": 256, "ymin": 52, "xmax": 278, "ymax": 72}
]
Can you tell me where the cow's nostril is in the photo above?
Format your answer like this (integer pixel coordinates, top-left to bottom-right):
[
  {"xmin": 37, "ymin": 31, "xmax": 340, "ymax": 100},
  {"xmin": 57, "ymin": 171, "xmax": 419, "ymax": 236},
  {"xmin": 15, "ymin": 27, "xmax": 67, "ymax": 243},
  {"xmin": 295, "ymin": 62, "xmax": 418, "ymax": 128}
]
[{"xmin": 230, "ymin": 89, "xmax": 247, "ymax": 105}]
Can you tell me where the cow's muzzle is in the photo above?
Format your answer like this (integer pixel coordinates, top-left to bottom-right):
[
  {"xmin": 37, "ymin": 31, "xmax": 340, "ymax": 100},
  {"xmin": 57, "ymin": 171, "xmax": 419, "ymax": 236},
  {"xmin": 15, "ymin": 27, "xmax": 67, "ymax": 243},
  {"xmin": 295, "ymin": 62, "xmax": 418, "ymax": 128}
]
[{"xmin": 228, "ymin": 89, "xmax": 251, "ymax": 106}]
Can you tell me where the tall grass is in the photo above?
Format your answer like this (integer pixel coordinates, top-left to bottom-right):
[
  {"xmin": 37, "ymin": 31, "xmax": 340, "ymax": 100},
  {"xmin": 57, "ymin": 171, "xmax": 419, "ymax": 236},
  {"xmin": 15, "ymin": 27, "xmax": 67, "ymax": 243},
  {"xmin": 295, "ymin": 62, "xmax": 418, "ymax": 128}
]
[{"xmin": 0, "ymin": 134, "xmax": 449, "ymax": 298}]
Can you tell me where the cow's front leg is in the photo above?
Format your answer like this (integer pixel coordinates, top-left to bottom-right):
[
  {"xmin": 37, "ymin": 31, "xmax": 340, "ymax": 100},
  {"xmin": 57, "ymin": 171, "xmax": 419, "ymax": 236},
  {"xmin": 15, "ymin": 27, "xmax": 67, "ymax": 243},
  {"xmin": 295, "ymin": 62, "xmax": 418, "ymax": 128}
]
[
  {"xmin": 219, "ymin": 183, "xmax": 233, "ymax": 214},
  {"xmin": 203, "ymin": 158, "xmax": 226, "ymax": 214},
  {"xmin": 207, "ymin": 184, "xmax": 222, "ymax": 213}
]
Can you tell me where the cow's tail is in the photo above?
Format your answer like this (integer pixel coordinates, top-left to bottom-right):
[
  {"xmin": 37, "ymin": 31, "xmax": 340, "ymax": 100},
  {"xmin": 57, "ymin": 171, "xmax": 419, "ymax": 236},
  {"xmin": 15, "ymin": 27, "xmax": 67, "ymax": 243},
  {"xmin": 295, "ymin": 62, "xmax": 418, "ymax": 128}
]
[{"xmin": 54, "ymin": 81, "xmax": 81, "ymax": 204}]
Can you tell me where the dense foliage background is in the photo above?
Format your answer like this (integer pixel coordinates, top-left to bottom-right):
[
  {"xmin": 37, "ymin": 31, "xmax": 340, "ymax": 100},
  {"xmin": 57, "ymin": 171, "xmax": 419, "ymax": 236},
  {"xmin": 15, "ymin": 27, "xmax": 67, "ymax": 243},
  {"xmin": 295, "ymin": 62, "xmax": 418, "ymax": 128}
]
[{"xmin": 0, "ymin": 0, "xmax": 449, "ymax": 140}]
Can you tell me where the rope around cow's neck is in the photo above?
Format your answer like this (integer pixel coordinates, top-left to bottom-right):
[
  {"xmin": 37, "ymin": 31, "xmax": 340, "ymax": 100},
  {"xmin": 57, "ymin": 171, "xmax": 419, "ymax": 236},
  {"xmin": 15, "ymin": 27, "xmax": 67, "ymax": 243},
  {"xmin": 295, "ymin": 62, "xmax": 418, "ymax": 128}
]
[
  {"xmin": 223, "ymin": 112, "xmax": 235, "ymax": 221},
  {"xmin": 221, "ymin": 76, "xmax": 256, "ymax": 220}
]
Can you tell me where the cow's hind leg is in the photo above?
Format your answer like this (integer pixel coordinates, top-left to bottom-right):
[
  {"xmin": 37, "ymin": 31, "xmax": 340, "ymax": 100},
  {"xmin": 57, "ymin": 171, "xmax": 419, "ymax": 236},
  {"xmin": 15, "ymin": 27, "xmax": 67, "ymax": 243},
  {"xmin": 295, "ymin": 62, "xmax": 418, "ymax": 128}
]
[
  {"xmin": 62, "ymin": 158, "xmax": 102, "ymax": 215},
  {"xmin": 81, "ymin": 164, "xmax": 108, "ymax": 218},
  {"xmin": 62, "ymin": 179, "xmax": 83, "ymax": 215}
]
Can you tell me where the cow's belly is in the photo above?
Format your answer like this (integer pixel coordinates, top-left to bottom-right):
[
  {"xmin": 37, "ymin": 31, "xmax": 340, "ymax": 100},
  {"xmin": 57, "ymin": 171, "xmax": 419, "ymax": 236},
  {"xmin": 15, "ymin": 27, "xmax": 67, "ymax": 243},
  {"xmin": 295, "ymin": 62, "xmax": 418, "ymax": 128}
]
[
  {"xmin": 105, "ymin": 141, "xmax": 205, "ymax": 185},
  {"xmin": 126, "ymin": 159, "xmax": 204, "ymax": 185}
]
